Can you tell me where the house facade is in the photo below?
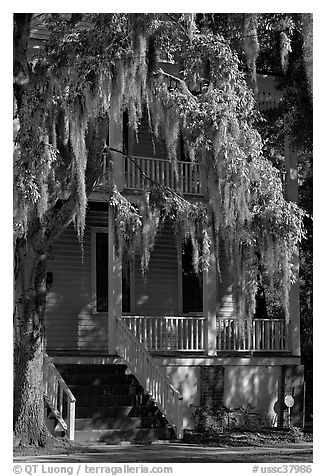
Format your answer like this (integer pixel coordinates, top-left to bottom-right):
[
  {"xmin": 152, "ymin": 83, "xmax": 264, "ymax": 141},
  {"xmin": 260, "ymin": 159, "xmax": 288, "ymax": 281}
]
[{"xmin": 43, "ymin": 72, "xmax": 305, "ymax": 441}]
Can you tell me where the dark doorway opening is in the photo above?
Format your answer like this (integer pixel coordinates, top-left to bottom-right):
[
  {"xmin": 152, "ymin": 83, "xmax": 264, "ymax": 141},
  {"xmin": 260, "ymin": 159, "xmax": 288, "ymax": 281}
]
[
  {"xmin": 122, "ymin": 254, "xmax": 131, "ymax": 313},
  {"xmin": 96, "ymin": 233, "xmax": 108, "ymax": 312},
  {"xmin": 182, "ymin": 240, "xmax": 203, "ymax": 313}
]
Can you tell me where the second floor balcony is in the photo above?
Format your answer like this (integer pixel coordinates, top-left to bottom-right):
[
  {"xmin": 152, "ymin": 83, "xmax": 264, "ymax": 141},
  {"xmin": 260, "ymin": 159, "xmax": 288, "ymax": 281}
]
[
  {"xmin": 123, "ymin": 155, "xmax": 204, "ymax": 196},
  {"xmin": 94, "ymin": 150, "xmax": 205, "ymax": 196}
]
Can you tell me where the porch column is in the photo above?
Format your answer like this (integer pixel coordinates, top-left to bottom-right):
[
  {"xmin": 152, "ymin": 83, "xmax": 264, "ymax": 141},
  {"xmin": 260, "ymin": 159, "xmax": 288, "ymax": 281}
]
[
  {"xmin": 203, "ymin": 251, "xmax": 217, "ymax": 356},
  {"xmin": 284, "ymin": 131, "xmax": 300, "ymax": 356},
  {"xmin": 109, "ymin": 116, "xmax": 124, "ymax": 191},
  {"xmin": 108, "ymin": 115, "xmax": 123, "ymax": 354},
  {"xmin": 108, "ymin": 206, "xmax": 122, "ymax": 354}
]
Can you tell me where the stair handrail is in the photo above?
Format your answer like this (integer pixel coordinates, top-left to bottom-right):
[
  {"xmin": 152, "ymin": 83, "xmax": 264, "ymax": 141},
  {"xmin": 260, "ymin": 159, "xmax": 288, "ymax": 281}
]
[
  {"xmin": 116, "ymin": 317, "xmax": 184, "ymax": 439},
  {"xmin": 43, "ymin": 353, "xmax": 76, "ymax": 440}
]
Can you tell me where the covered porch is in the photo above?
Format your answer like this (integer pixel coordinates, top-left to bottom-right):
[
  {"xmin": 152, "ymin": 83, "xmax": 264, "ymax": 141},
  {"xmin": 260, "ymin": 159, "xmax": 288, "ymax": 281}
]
[{"xmin": 45, "ymin": 203, "xmax": 295, "ymax": 358}]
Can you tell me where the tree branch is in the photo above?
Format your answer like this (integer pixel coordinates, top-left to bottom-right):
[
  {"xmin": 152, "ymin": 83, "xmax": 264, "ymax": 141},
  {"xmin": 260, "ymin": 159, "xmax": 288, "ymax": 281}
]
[
  {"xmin": 37, "ymin": 185, "xmax": 79, "ymax": 253},
  {"xmin": 155, "ymin": 68, "xmax": 195, "ymax": 99}
]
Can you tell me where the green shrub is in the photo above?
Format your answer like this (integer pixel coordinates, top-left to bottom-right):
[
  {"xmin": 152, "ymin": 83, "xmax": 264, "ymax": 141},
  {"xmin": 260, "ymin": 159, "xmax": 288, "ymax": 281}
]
[{"xmin": 191, "ymin": 403, "xmax": 274, "ymax": 433}]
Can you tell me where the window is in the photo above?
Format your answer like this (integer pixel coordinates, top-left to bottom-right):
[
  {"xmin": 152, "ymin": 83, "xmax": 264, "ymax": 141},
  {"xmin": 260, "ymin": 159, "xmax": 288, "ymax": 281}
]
[
  {"xmin": 182, "ymin": 240, "xmax": 203, "ymax": 313},
  {"xmin": 95, "ymin": 232, "xmax": 108, "ymax": 312},
  {"xmin": 93, "ymin": 229, "xmax": 132, "ymax": 313}
]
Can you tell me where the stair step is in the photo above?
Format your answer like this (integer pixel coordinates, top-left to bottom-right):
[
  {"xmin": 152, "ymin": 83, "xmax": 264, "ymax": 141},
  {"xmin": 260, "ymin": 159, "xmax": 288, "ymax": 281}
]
[
  {"xmin": 50, "ymin": 363, "xmax": 172, "ymax": 444},
  {"xmin": 75, "ymin": 417, "xmax": 159, "ymax": 430},
  {"xmin": 69, "ymin": 384, "xmax": 142, "ymax": 396},
  {"xmin": 74, "ymin": 427, "xmax": 174, "ymax": 443},
  {"xmin": 62, "ymin": 373, "xmax": 138, "ymax": 385},
  {"xmin": 75, "ymin": 405, "xmax": 159, "ymax": 418},
  {"xmin": 76, "ymin": 394, "xmax": 150, "ymax": 407},
  {"xmin": 58, "ymin": 364, "xmax": 128, "ymax": 375}
]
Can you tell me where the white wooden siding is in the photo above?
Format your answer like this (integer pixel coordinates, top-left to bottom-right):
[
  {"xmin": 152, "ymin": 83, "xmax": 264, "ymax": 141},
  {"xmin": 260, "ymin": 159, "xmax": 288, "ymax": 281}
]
[
  {"xmin": 133, "ymin": 222, "xmax": 179, "ymax": 316},
  {"xmin": 130, "ymin": 112, "xmax": 167, "ymax": 159},
  {"xmin": 45, "ymin": 209, "xmax": 109, "ymax": 352}
]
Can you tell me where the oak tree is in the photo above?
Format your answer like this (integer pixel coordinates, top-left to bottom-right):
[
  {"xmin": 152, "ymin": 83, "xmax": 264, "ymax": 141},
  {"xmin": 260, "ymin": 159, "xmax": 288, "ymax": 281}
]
[{"xmin": 13, "ymin": 13, "xmax": 307, "ymax": 446}]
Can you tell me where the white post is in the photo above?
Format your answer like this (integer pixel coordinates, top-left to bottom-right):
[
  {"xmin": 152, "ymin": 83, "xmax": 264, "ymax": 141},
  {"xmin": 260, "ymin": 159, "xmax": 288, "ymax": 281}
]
[
  {"xmin": 107, "ymin": 115, "xmax": 123, "ymax": 354},
  {"xmin": 67, "ymin": 400, "xmax": 75, "ymax": 441},
  {"xmin": 107, "ymin": 206, "xmax": 122, "ymax": 354},
  {"xmin": 109, "ymin": 116, "xmax": 124, "ymax": 190},
  {"xmin": 176, "ymin": 397, "xmax": 184, "ymax": 439},
  {"xmin": 204, "ymin": 251, "xmax": 217, "ymax": 356}
]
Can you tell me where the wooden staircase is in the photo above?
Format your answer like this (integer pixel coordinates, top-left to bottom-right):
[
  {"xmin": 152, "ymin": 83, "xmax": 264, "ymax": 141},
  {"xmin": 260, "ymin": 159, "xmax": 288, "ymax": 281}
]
[
  {"xmin": 52, "ymin": 363, "xmax": 175, "ymax": 443},
  {"xmin": 44, "ymin": 318, "xmax": 183, "ymax": 442}
]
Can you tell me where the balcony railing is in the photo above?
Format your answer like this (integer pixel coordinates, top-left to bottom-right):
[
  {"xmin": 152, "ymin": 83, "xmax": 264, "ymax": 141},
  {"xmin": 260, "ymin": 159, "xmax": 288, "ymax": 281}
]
[
  {"xmin": 122, "ymin": 315, "xmax": 206, "ymax": 352},
  {"xmin": 122, "ymin": 316, "xmax": 289, "ymax": 354},
  {"xmin": 216, "ymin": 318, "xmax": 289, "ymax": 352},
  {"xmin": 124, "ymin": 156, "xmax": 204, "ymax": 195}
]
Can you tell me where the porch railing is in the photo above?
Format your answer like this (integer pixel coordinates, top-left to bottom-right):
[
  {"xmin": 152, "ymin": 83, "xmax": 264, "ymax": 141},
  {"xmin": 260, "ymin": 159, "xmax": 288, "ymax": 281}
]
[
  {"xmin": 116, "ymin": 317, "xmax": 184, "ymax": 439},
  {"xmin": 43, "ymin": 353, "xmax": 76, "ymax": 440},
  {"xmin": 122, "ymin": 315, "xmax": 206, "ymax": 352},
  {"xmin": 124, "ymin": 156, "xmax": 203, "ymax": 195},
  {"xmin": 216, "ymin": 318, "xmax": 289, "ymax": 352}
]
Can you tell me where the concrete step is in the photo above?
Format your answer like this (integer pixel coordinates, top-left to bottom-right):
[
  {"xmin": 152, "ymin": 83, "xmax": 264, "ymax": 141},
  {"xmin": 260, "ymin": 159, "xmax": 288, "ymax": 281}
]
[
  {"xmin": 74, "ymin": 427, "xmax": 174, "ymax": 443},
  {"xmin": 52, "ymin": 363, "xmax": 171, "ymax": 444},
  {"xmin": 75, "ymin": 416, "xmax": 160, "ymax": 430},
  {"xmin": 69, "ymin": 384, "xmax": 143, "ymax": 396},
  {"xmin": 58, "ymin": 364, "xmax": 128, "ymax": 375},
  {"xmin": 76, "ymin": 394, "xmax": 150, "ymax": 407},
  {"xmin": 75, "ymin": 405, "xmax": 159, "ymax": 419},
  {"xmin": 63, "ymin": 373, "xmax": 138, "ymax": 385}
]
